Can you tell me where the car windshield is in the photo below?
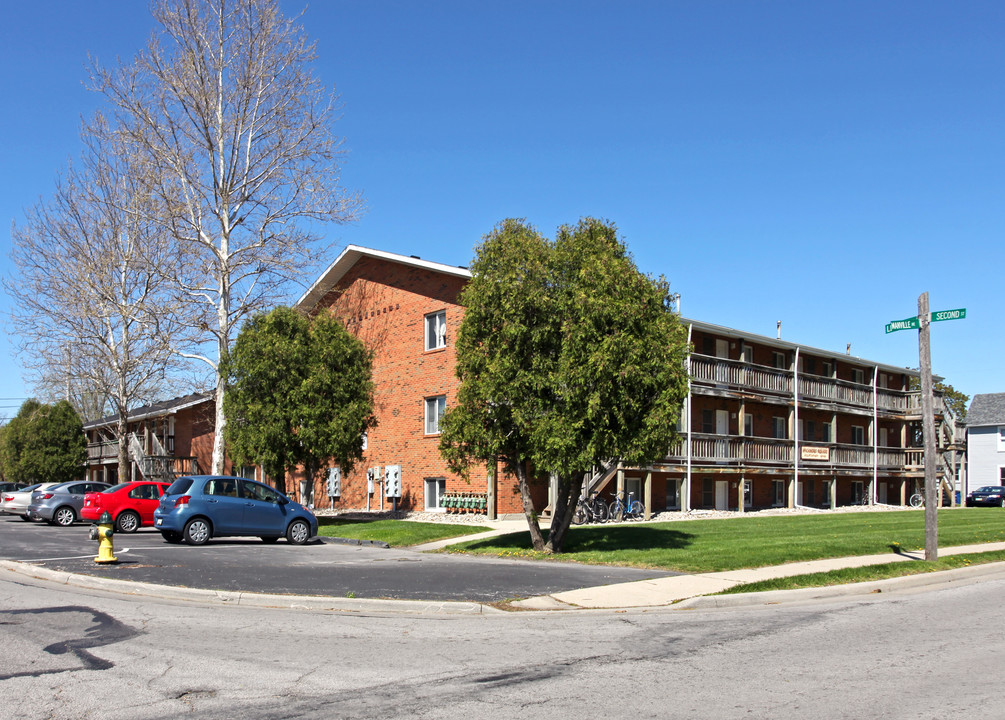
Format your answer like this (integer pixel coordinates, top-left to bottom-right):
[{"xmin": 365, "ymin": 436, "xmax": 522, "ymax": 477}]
[
  {"xmin": 978, "ymin": 486, "xmax": 1003, "ymax": 493},
  {"xmin": 165, "ymin": 477, "xmax": 195, "ymax": 496},
  {"xmin": 19, "ymin": 483, "xmax": 42, "ymax": 493}
]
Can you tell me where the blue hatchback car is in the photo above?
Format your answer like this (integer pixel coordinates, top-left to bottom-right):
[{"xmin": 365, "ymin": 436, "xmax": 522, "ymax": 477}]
[{"xmin": 153, "ymin": 475, "xmax": 317, "ymax": 546}]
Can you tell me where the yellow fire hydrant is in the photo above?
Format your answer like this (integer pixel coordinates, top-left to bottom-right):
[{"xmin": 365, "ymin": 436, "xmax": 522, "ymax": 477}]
[{"xmin": 90, "ymin": 511, "xmax": 118, "ymax": 564}]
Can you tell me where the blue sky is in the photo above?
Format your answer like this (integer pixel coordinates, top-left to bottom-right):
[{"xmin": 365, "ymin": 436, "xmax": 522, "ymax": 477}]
[{"xmin": 0, "ymin": 0, "xmax": 1001, "ymax": 420}]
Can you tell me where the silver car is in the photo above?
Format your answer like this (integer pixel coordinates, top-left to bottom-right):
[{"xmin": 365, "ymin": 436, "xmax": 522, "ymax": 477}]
[
  {"xmin": 1, "ymin": 483, "xmax": 46, "ymax": 520},
  {"xmin": 27, "ymin": 481, "xmax": 111, "ymax": 526}
]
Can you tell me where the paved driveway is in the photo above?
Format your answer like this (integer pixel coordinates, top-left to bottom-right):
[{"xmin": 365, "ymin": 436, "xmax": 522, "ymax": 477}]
[{"xmin": 0, "ymin": 516, "xmax": 677, "ymax": 602}]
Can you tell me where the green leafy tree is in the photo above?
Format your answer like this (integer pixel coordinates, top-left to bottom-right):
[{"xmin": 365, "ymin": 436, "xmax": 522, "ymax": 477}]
[
  {"xmin": 1, "ymin": 400, "xmax": 87, "ymax": 485},
  {"xmin": 222, "ymin": 306, "xmax": 376, "ymax": 491},
  {"xmin": 440, "ymin": 218, "xmax": 690, "ymax": 553}
]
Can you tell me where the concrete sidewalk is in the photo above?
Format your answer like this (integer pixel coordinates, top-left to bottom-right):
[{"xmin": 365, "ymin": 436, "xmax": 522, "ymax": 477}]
[
  {"xmin": 410, "ymin": 519, "xmax": 1005, "ymax": 609},
  {"xmin": 510, "ymin": 541, "xmax": 1005, "ymax": 609}
]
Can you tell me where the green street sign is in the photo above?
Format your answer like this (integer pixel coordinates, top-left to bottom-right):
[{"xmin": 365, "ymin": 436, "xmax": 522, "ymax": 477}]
[
  {"xmin": 885, "ymin": 317, "xmax": 920, "ymax": 333},
  {"xmin": 931, "ymin": 308, "xmax": 966, "ymax": 322}
]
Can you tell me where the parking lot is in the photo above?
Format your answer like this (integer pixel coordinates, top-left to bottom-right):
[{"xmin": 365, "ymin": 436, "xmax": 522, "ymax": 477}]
[{"xmin": 0, "ymin": 515, "xmax": 676, "ymax": 603}]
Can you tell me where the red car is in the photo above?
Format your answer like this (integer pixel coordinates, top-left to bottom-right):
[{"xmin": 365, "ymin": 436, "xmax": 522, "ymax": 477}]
[{"xmin": 81, "ymin": 481, "xmax": 171, "ymax": 532}]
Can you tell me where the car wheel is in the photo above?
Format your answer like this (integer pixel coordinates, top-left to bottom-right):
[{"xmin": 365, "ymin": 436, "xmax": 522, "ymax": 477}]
[
  {"xmin": 161, "ymin": 531, "xmax": 183, "ymax": 543},
  {"xmin": 183, "ymin": 518, "xmax": 211, "ymax": 546},
  {"xmin": 261, "ymin": 536, "xmax": 280, "ymax": 544},
  {"xmin": 19, "ymin": 513, "xmax": 32, "ymax": 522},
  {"xmin": 116, "ymin": 511, "xmax": 141, "ymax": 533},
  {"xmin": 286, "ymin": 519, "xmax": 311, "ymax": 545},
  {"xmin": 53, "ymin": 506, "xmax": 76, "ymax": 526}
]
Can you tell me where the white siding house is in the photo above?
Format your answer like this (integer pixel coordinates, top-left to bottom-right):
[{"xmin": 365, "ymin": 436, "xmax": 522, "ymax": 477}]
[{"xmin": 966, "ymin": 393, "xmax": 1005, "ymax": 488}]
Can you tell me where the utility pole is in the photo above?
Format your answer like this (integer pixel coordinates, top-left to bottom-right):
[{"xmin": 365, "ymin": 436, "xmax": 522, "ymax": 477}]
[
  {"xmin": 887, "ymin": 295, "xmax": 966, "ymax": 561},
  {"xmin": 918, "ymin": 292, "xmax": 938, "ymax": 561}
]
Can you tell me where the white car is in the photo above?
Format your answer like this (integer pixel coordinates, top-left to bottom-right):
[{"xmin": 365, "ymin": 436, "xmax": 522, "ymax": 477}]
[{"xmin": 0, "ymin": 483, "xmax": 47, "ymax": 520}]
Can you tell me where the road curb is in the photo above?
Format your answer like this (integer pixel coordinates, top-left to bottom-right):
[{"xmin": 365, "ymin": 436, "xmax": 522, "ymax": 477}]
[
  {"xmin": 0, "ymin": 560, "xmax": 502, "ymax": 615},
  {"xmin": 675, "ymin": 561, "xmax": 1005, "ymax": 610}
]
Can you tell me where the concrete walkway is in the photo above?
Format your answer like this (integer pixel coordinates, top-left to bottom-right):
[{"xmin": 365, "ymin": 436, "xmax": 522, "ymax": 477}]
[{"xmin": 411, "ymin": 518, "xmax": 1005, "ymax": 610}]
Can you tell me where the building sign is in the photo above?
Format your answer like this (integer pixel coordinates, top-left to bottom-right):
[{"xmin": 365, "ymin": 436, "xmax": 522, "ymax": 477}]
[{"xmin": 801, "ymin": 446, "xmax": 830, "ymax": 461}]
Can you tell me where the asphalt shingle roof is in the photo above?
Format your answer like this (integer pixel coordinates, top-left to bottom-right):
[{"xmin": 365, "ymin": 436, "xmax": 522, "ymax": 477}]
[{"xmin": 966, "ymin": 393, "xmax": 1005, "ymax": 427}]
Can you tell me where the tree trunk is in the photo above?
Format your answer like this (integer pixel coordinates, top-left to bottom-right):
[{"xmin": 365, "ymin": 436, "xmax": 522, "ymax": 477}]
[
  {"xmin": 516, "ymin": 462, "xmax": 547, "ymax": 551},
  {"xmin": 544, "ymin": 472, "xmax": 584, "ymax": 553},
  {"xmin": 117, "ymin": 411, "xmax": 130, "ymax": 485},
  {"xmin": 212, "ymin": 367, "xmax": 227, "ymax": 475}
]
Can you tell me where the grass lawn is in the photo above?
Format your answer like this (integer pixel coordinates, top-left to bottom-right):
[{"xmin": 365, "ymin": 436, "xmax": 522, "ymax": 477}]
[
  {"xmin": 719, "ymin": 549, "xmax": 1005, "ymax": 594},
  {"xmin": 316, "ymin": 517, "xmax": 487, "ymax": 547},
  {"xmin": 443, "ymin": 508, "xmax": 1005, "ymax": 573}
]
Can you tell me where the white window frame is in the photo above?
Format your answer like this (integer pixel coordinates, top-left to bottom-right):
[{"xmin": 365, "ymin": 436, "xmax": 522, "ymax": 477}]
[
  {"xmin": 425, "ymin": 310, "xmax": 447, "ymax": 351},
  {"xmin": 425, "ymin": 395, "xmax": 446, "ymax": 435},
  {"xmin": 851, "ymin": 368, "xmax": 866, "ymax": 384},
  {"xmin": 772, "ymin": 417, "xmax": 786, "ymax": 439},
  {"xmin": 743, "ymin": 413, "xmax": 753, "ymax": 437},
  {"xmin": 425, "ymin": 477, "xmax": 446, "ymax": 510},
  {"xmin": 851, "ymin": 480, "xmax": 865, "ymax": 503},
  {"xmin": 851, "ymin": 425, "xmax": 866, "ymax": 445},
  {"xmin": 998, "ymin": 426, "xmax": 1005, "ymax": 452},
  {"xmin": 822, "ymin": 422, "xmax": 832, "ymax": 443},
  {"xmin": 772, "ymin": 351, "xmax": 787, "ymax": 370}
]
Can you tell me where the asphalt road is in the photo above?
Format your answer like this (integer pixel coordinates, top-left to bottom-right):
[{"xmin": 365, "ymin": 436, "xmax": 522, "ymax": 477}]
[
  {"xmin": 0, "ymin": 515, "xmax": 677, "ymax": 602},
  {"xmin": 4, "ymin": 562, "xmax": 1003, "ymax": 720}
]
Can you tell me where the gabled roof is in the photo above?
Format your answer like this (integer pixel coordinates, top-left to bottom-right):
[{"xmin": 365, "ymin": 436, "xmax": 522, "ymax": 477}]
[
  {"xmin": 82, "ymin": 392, "xmax": 212, "ymax": 431},
  {"xmin": 683, "ymin": 318, "xmax": 921, "ymax": 378},
  {"xmin": 295, "ymin": 245, "xmax": 472, "ymax": 312},
  {"xmin": 296, "ymin": 245, "xmax": 923, "ymax": 380},
  {"xmin": 966, "ymin": 393, "xmax": 1005, "ymax": 427}
]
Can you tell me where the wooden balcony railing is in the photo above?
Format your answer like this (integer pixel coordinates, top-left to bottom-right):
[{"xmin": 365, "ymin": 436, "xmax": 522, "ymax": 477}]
[
  {"xmin": 690, "ymin": 354, "xmax": 941, "ymax": 415},
  {"xmin": 666, "ymin": 433, "xmax": 931, "ymax": 471}
]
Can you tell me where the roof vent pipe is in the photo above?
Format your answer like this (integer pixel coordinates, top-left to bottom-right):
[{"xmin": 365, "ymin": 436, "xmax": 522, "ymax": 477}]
[
  {"xmin": 847, "ymin": 343, "xmax": 852, "ymax": 355},
  {"xmin": 776, "ymin": 321, "xmax": 781, "ymax": 340}
]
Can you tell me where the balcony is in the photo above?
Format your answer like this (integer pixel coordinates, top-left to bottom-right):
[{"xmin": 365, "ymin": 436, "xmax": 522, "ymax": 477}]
[
  {"xmin": 87, "ymin": 441, "xmax": 119, "ymax": 463},
  {"xmin": 690, "ymin": 354, "xmax": 934, "ymax": 414},
  {"xmin": 666, "ymin": 433, "xmax": 929, "ymax": 472}
]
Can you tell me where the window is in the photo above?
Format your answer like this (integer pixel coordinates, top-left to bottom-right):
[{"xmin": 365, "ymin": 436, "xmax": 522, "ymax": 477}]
[
  {"xmin": 999, "ymin": 427, "xmax": 1005, "ymax": 451},
  {"xmin": 851, "ymin": 425, "xmax": 866, "ymax": 445},
  {"xmin": 666, "ymin": 480, "xmax": 680, "ymax": 509},
  {"xmin": 701, "ymin": 409, "xmax": 715, "ymax": 433},
  {"xmin": 743, "ymin": 480, "xmax": 752, "ymax": 508},
  {"xmin": 822, "ymin": 422, "xmax": 832, "ymax": 443},
  {"xmin": 822, "ymin": 360, "xmax": 834, "ymax": 378},
  {"xmin": 702, "ymin": 478, "xmax": 714, "ymax": 507},
  {"xmin": 239, "ymin": 465, "xmax": 256, "ymax": 480},
  {"xmin": 851, "ymin": 481, "xmax": 865, "ymax": 504},
  {"xmin": 851, "ymin": 368, "xmax": 866, "ymax": 384},
  {"xmin": 425, "ymin": 311, "xmax": 447, "ymax": 350},
  {"xmin": 1000, "ymin": 467, "xmax": 1005, "ymax": 485},
  {"xmin": 772, "ymin": 417, "xmax": 786, "ymax": 439},
  {"xmin": 205, "ymin": 478, "xmax": 238, "ymax": 497},
  {"xmin": 242, "ymin": 480, "xmax": 281, "ymax": 503},
  {"xmin": 772, "ymin": 351, "xmax": 787, "ymax": 370},
  {"xmin": 772, "ymin": 480, "xmax": 785, "ymax": 506},
  {"xmin": 743, "ymin": 413, "xmax": 753, "ymax": 437},
  {"xmin": 425, "ymin": 477, "xmax": 446, "ymax": 510},
  {"xmin": 425, "ymin": 396, "xmax": 446, "ymax": 434}
]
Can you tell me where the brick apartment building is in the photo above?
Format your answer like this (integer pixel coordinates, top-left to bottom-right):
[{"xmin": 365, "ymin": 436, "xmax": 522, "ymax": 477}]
[
  {"xmin": 84, "ymin": 245, "xmax": 960, "ymax": 520},
  {"xmin": 291, "ymin": 245, "xmax": 960, "ymax": 518}
]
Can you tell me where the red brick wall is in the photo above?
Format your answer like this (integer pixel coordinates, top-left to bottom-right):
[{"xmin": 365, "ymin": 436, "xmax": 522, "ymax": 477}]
[{"xmin": 298, "ymin": 256, "xmax": 529, "ymax": 515}]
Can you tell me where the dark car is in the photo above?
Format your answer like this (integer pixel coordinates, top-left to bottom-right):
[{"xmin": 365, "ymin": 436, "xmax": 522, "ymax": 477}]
[
  {"xmin": 153, "ymin": 475, "xmax": 317, "ymax": 546},
  {"xmin": 966, "ymin": 486, "xmax": 1005, "ymax": 507}
]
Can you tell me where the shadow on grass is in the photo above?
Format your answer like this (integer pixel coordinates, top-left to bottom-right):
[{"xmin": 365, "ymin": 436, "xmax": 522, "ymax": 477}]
[{"xmin": 457, "ymin": 524, "xmax": 696, "ymax": 554}]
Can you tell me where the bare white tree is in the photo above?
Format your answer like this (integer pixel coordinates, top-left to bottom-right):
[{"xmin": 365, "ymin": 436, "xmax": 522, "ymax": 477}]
[
  {"xmin": 9, "ymin": 119, "xmax": 190, "ymax": 483},
  {"xmin": 90, "ymin": 0, "xmax": 363, "ymax": 473}
]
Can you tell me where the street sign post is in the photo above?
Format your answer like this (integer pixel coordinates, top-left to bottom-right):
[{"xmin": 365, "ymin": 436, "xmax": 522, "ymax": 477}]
[
  {"xmin": 886, "ymin": 299, "xmax": 966, "ymax": 561},
  {"xmin": 885, "ymin": 309, "xmax": 965, "ymax": 334},
  {"xmin": 885, "ymin": 317, "xmax": 920, "ymax": 333},
  {"xmin": 931, "ymin": 308, "xmax": 966, "ymax": 323}
]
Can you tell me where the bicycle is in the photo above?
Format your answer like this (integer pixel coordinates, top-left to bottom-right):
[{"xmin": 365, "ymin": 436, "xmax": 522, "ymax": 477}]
[
  {"xmin": 572, "ymin": 492, "xmax": 609, "ymax": 525},
  {"xmin": 909, "ymin": 492, "xmax": 924, "ymax": 508},
  {"xmin": 608, "ymin": 491, "xmax": 644, "ymax": 522}
]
